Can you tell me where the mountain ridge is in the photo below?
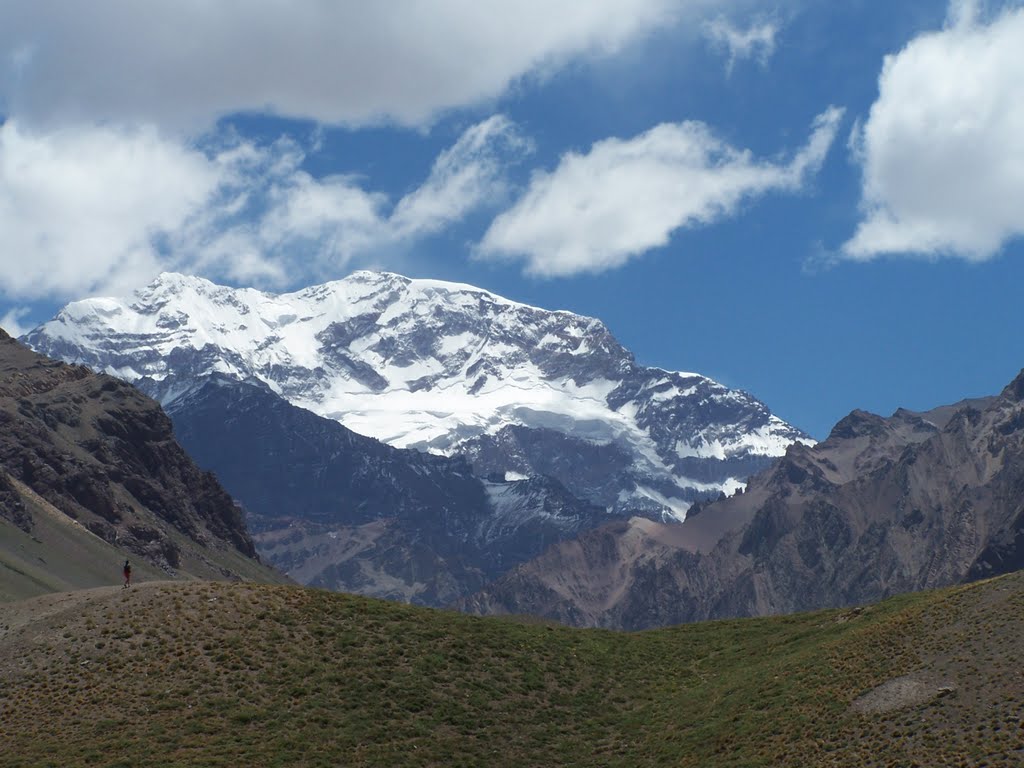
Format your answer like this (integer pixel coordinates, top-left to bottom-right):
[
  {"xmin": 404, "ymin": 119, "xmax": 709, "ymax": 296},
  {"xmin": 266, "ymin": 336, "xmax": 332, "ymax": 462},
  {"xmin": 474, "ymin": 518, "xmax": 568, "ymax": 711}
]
[
  {"xmin": 460, "ymin": 368, "xmax": 1024, "ymax": 629},
  {"xmin": 24, "ymin": 270, "xmax": 811, "ymax": 521}
]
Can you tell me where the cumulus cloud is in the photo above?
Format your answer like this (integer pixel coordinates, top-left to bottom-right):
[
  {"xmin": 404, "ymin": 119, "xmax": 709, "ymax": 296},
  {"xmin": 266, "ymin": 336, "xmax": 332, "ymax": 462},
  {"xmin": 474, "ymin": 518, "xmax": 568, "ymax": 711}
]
[
  {"xmin": 0, "ymin": 121, "xmax": 222, "ymax": 299},
  {"xmin": 843, "ymin": 4, "xmax": 1024, "ymax": 261},
  {"xmin": 1, "ymin": 0, "xmax": 681, "ymax": 130},
  {"xmin": 703, "ymin": 17, "xmax": 778, "ymax": 74},
  {"xmin": 477, "ymin": 107, "xmax": 844, "ymax": 277},
  {"xmin": 0, "ymin": 117, "xmax": 527, "ymax": 301}
]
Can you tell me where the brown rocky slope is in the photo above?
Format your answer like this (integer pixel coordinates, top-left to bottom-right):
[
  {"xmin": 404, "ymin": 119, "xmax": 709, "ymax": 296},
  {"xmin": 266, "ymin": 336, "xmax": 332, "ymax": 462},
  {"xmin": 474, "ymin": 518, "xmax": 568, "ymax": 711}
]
[
  {"xmin": 460, "ymin": 371, "xmax": 1024, "ymax": 629},
  {"xmin": 0, "ymin": 328, "xmax": 284, "ymax": 599}
]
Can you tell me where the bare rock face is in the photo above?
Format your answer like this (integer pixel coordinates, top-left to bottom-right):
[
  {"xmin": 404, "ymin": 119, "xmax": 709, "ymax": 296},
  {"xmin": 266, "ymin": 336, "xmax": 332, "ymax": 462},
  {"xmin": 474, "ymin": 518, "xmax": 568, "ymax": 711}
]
[
  {"xmin": 0, "ymin": 328, "xmax": 272, "ymax": 584},
  {"xmin": 460, "ymin": 375, "xmax": 1024, "ymax": 630},
  {"xmin": 0, "ymin": 469, "xmax": 31, "ymax": 532}
]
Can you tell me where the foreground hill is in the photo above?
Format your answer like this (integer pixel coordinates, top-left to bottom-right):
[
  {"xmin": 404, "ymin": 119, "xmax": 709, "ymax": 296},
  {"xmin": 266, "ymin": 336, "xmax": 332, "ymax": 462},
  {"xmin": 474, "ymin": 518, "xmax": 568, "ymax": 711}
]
[
  {"xmin": 0, "ymin": 329, "xmax": 284, "ymax": 600},
  {"xmin": 462, "ymin": 370, "xmax": 1024, "ymax": 629},
  {"xmin": 3, "ymin": 574, "xmax": 1024, "ymax": 767}
]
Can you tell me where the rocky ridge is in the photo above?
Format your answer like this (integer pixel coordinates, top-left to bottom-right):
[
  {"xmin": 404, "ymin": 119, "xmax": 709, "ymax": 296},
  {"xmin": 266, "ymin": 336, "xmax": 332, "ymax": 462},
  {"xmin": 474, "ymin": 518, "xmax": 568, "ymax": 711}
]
[{"xmin": 460, "ymin": 372, "xmax": 1024, "ymax": 629}]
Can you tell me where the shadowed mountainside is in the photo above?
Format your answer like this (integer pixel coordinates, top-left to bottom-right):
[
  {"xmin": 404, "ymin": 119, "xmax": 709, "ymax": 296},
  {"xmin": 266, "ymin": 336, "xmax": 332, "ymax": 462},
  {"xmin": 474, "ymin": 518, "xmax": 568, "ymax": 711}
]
[{"xmin": 148, "ymin": 373, "xmax": 614, "ymax": 606}]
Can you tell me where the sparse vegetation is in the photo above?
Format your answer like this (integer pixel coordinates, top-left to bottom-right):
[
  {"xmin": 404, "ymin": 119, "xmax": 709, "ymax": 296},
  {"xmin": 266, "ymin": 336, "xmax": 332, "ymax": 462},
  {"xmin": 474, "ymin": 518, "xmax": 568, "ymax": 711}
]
[{"xmin": 2, "ymin": 573, "xmax": 1023, "ymax": 767}]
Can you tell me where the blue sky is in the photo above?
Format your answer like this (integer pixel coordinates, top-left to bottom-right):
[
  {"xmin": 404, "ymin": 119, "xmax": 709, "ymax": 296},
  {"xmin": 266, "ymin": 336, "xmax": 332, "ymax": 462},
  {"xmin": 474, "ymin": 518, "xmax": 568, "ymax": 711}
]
[{"xmin": 1, "ymin": 0, "xmax": 1023, "ymax": 438}]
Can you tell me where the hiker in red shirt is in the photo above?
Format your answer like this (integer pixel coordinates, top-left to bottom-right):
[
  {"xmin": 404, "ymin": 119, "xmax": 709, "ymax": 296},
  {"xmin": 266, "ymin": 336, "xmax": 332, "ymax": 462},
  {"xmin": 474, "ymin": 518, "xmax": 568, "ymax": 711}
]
[{"xmin": 122, "ymin": 560, "xmax": 132, "ymax": 588}]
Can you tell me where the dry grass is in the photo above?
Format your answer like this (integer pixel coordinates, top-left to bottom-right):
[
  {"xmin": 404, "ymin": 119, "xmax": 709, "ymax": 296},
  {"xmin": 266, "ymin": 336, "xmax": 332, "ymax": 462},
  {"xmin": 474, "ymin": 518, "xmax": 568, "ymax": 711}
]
[{"xmin": 1, "ymin": 573, "xmax": 1023, "ymax": 767}]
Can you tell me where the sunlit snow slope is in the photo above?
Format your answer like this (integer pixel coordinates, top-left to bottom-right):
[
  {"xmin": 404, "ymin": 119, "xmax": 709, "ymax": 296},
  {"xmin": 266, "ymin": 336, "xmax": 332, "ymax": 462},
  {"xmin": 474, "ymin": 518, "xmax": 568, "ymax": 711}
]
[{"xmin": 24, "ymin": 271, "xmax": 811, "ymax": 521}]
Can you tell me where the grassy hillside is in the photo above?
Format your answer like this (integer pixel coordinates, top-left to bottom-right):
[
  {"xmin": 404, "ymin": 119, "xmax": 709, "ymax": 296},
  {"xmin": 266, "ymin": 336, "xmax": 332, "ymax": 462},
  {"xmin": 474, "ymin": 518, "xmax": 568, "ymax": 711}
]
[{"xmin": 2, "ymin": 573, "xmax": 1023, "ymax": 767}]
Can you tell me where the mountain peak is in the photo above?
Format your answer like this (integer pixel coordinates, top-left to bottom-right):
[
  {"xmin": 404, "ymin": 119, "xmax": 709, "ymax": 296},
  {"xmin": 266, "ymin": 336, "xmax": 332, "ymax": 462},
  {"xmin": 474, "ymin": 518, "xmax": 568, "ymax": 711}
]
[
  {"xmin": 1001, "ymin": 369, "xmax": 1024, "ymax": 403},
  {"xmin": 143, "ymin": 271, "xmax": 267, "ymax": 301},
  {"xmin": 25, "ymin": 270, "xmax": 810, "ymax": 519},
  {"xmin": 149, "ymin": 271, "xmax": 217, "ymax": 291},
  {"xmin": 827, "ymin": 409, "xmax": 887, "ymax": 441},
  {"xmin": 346, "ymin": 268, "xmax": 407, "ymax": 282}
]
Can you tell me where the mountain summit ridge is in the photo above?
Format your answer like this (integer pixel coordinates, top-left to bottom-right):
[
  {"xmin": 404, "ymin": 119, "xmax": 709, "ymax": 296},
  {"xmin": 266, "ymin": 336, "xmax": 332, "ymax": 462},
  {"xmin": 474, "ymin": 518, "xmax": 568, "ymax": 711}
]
[{"xmin": 24, "ymin": 270, "xmax": 810, "ymax": 520}]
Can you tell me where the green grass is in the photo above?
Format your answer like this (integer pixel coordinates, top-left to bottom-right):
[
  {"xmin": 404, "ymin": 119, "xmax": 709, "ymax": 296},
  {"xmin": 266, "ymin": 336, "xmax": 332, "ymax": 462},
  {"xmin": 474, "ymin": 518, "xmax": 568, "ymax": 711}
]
[{"xmin": 1, "ymin": 574, "xmax": 1022, "ymax": 767}]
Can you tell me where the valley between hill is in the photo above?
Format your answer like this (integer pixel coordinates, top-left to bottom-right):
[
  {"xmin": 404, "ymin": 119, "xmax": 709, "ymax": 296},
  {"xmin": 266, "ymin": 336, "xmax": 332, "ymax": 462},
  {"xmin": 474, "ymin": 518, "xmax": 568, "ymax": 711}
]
[{"xmin": 2, "ymin": 574, "xmax": 1024, "ymax": 767}]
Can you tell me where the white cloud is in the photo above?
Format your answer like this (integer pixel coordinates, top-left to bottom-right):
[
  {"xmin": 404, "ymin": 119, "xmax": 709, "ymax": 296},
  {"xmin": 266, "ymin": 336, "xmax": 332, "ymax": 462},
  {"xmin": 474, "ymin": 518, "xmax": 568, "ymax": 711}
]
[
  {"xmin": 478, "ymin": 107, "xmax": 844, "ymax": 277},
  {"xmin": 0, "ymin": 306, "xmax": 32, "ymax": 337},
  {"xmin": 1, "ymin": 1, "xmax": 683, "ymax": 131},
  {"xmin": 703, "ymin": 17, "xmax": 778, "ymax": 74},
  {"xmin": 843, "ymin": 5, "xmax": 1024, "ymax": 261},
  {"xmin": 390, "ymin": 116, "xmax": 532, "ymax": 239},
  {"xmin": 947, "ymin": 0, "xmax": 981, "ymax": 28},
  {"xmin": 0, "ymin": 117, "xmax": 528, "ymax": 301},
  {"xmin": 0, "ymin": 121, "xmax": 222, "ymax": 300},
  {"xmin": 224, "ymin": 115, "xmax": 529, "ymax": 276}
]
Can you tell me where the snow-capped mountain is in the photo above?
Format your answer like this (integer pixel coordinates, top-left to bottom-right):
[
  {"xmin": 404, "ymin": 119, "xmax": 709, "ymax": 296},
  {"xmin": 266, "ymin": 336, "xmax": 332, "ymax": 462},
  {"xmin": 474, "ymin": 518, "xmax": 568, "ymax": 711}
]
[{"xmin": 24, "ymin": 270, "xmax": 811, "ymax": 520}]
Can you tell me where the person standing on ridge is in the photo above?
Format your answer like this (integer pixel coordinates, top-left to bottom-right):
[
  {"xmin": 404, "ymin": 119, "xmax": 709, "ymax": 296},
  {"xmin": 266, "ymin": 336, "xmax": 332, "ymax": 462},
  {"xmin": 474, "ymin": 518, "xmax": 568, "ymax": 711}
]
[{"xmin": 123, "ymin": 560, "xmax": 132, "ymax": 589}]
